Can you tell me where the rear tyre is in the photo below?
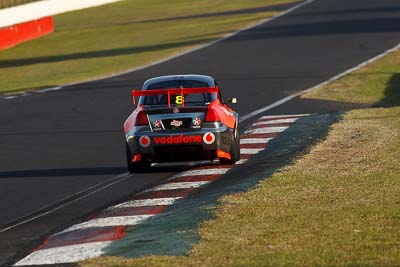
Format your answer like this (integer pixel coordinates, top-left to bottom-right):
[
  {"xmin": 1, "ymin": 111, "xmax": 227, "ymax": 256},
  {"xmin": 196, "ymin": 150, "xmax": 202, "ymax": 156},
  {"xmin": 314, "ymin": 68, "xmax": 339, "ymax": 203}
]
[
  {"xmin": 126, "ymin": 142, "xmax": 151, "ymax": 173},
  {"xmin": 219, "ymin": 127, "xmax": 240, "ymax": 165}
]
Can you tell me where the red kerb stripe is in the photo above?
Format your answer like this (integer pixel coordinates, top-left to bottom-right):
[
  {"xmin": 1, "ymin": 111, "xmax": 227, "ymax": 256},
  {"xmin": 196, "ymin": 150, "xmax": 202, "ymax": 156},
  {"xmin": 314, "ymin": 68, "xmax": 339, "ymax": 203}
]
[
  {"xmin": 241, "ymin": 133, "xmax": 278, "ymax": 139},
  {"xmin": 240, "ymin": 143, "xmax": 267, "ymax": 149},
  {"xmin": 36, "ymin": 226, "xmax": 126, "ymax": 250}
]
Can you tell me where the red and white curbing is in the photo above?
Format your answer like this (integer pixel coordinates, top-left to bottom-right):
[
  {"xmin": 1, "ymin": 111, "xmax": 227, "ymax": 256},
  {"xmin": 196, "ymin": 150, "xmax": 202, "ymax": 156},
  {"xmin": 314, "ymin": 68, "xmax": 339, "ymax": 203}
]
[{"xmin": 15, "ymin": 114, "xmax": 309, "ymax": 266}]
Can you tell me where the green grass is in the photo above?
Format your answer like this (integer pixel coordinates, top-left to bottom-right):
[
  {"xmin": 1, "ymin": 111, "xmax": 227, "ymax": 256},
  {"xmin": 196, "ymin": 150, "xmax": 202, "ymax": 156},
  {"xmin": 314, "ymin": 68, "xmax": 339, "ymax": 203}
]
[
  {"xmin": 0, "ymin": 0, "xmax": 296, "ymax": 94},
  {"xmin": 0, "ymin": 0, "xmax": 39, "ymax": 9},
  {"xmin": 81, "ymin": 51, "xmax": 400, "ymax": 265},
  {"xmin": 304, "ymin": 49, "xmax": 400, "ymax": 106}
]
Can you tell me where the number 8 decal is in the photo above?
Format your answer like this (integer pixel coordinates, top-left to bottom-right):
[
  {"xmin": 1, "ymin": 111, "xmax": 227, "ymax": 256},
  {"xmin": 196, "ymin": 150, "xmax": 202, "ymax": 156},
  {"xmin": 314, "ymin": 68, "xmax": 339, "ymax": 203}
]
[{"xmin": 175, "ymin": 95, "xmax": 184, "ymax": 105}]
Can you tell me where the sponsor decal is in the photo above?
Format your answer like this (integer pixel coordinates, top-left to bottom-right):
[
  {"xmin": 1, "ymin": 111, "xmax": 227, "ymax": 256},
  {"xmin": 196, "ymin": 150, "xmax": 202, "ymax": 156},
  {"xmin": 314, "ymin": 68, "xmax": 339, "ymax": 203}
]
[
  {"xmin": 153, "ymin": 120, "xmax": 162, "ymax": 131},
  {"xmin": 139, "ymin": 135, "xmax": 151, "ymax": 148},
  {"xmin": 153, "ymin": 135, "xmax": 202, "ymax": 145},
  {"xmin": 192, "ymin": 117, "xmax": 201, "ymax": 128},
  {"xmin": 203, "ymin": 132, "xmax": 216, "ymax": 145},
  {"xmin": 170, "ymin": 120, "xmax": 183, "ymax": 127}
]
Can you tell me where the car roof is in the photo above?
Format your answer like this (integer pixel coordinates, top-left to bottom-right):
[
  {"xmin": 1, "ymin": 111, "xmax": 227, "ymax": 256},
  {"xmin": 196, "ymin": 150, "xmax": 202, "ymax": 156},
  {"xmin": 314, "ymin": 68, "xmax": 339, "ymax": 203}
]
[{"xmin": 142, "ymin": 74, "xmax": 215, "ymax": 89}]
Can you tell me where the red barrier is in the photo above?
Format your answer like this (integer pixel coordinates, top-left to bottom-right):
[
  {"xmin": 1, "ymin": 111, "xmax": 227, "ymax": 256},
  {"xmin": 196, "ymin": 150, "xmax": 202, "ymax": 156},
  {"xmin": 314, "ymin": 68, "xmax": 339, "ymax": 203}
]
[{"xmin": 0, "ymin": 16, "xmax": 54, "ymax": 50}]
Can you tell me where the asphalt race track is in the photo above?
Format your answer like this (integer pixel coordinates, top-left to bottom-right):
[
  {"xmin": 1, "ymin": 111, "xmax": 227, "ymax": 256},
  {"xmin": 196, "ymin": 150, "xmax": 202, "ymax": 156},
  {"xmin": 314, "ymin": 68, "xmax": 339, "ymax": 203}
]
[{"xmin": 1, "ymin": 0, "xmax": 400, "ymax": 265}]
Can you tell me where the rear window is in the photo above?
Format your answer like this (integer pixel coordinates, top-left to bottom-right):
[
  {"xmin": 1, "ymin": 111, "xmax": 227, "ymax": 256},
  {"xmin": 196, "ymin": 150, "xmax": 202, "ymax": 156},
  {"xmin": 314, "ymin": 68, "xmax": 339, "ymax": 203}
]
[{"xmin": 141, "ymin": 79, "xmax": 216, "ymax": 106}]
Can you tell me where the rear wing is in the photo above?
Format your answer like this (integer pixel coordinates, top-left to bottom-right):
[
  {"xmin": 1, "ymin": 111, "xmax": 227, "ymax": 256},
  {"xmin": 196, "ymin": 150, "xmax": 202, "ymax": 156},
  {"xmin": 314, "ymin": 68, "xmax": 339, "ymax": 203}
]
[{"xmin": 132, "ymin": 86, "xmax": 219, "ymax": 108}]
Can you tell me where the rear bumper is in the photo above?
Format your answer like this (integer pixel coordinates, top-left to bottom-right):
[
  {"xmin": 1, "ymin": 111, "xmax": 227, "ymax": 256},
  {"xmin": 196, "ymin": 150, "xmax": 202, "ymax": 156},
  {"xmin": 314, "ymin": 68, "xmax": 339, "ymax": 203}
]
[{"xmin": 126, "ymin": 123, "xmax": 233, "ymax": 163}]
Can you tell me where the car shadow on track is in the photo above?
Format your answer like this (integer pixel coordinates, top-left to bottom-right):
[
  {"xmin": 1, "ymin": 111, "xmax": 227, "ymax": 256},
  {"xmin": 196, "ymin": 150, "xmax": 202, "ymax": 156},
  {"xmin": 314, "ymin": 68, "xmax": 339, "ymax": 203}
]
[
  {"xmin": 0, "ymin": 161, "xmax": 219, "ymax": 179},
  {"xmin": 0, "ymin": 167, "xmax": 127, "ymax": 178}
]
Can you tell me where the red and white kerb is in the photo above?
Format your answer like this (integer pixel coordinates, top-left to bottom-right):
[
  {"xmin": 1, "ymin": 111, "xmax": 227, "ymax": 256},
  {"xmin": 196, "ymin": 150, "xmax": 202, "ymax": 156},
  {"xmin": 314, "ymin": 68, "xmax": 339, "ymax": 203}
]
[
  {"xmin": 203, "ymin": 132, "xmax": 215, "ymax": 145},
  {"xmin": 14, "ymin": 113, "xmax": 309, "ymax": 266},
  {"xmin": 139, "ymin": 135, "xmax": 151, "ymax": 147}
]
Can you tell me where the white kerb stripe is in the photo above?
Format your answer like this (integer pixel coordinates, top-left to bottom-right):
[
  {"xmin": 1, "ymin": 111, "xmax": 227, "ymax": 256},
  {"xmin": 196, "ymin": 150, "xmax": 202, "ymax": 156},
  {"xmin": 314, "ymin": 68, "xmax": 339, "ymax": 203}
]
[
  {"xmin": 240, "ymin": 138, "xmax": 273, "ymax": 144},
  {"xmin": 60, "ymin": 215, "xmax": 153, "ymax": 233},
  {"xmin": 141, "ymin": 181, "xmax": 210, "ymax": 193},
  {"xmin": 169, "ymin": 168, "xmax": 229, "ymax": 179},
  {"xmin": 235, "ymin": 159, "xmax": 248, "ymax": 165},
  {"xmin": 259, "ymin": 114, "xmax": 310, "ymax": 120},
  {"xmin": 109, "ymin": 197, "xmax": 182, "ymax": 209},
  {"xmin": 253, "ymin": 118, "xmax": 299, "ymax": 125},
  {"xmin": 14, "ymin": 241, "xmax": 113, "ymax": 266},
  {"xmin": 245, "ymin": 126, "xmax": 288, "ymax": 134},
  {"xmin": 241, "ymin": 148, "xmax": 265, "ymax": 155}
]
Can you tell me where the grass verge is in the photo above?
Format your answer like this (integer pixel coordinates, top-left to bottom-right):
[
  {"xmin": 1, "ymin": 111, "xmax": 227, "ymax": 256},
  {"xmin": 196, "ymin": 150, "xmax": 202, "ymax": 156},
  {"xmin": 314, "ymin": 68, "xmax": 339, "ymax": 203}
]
[
  {"xmin": 0, "ymin": 0, "xmax": 39, "ymax": 9},
  {"xmin": 0, "ymin": 0, "xmax": 296, "ymax": 94},
  {"xmin": 81, "ymin": 51, "xmax": 400, "ymax": 265}
]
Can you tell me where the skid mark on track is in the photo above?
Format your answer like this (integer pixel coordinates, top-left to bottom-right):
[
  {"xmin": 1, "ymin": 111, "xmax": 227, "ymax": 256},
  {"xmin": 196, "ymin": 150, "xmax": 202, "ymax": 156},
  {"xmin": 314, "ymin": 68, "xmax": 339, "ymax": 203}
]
[{"xmin": 14, "ymin": 113, "xmax": 310, "ymax": 266}]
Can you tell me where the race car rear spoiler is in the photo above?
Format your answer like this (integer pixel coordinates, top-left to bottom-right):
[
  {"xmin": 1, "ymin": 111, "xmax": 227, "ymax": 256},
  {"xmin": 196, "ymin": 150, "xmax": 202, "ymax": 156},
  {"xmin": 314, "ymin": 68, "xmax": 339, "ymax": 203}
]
[{"xmin": 132, "ymin": 86, "xmax": 219, "ymax": 108}]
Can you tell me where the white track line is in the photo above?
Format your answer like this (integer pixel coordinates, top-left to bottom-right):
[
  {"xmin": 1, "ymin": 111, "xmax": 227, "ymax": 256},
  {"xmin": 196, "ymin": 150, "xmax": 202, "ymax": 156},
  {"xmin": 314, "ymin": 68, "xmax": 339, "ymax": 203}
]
[
  {"xmin": 141, "ymin": 181, "xmax": 210, "ymax": 193},
  {"xmin": 36, "ymin": 86, "xmax": 62, "ymax": 93},
  {"xmin": 14, "ymin": 241, "xmax": 113, "ymax": 266},
  {"xmin": 245, "ymin": 126, "xmax": 289, "ymax": 135},
  {"xmin": 252, "ymin": 118, "xmax": 299, "ymax": 125},
  {"xmin": 60, "ymin": 215, "xmax": 153, "ymax": 233},
  {"xmin": 240, "ymin": 148, "xmax": 265, "ymax": 155},
  {"xmin": 109, "ymin": 197, "xmax": 182, "ymax": 210},
  {"xmin": 240, "ymin": 138, "xmax": 273, "ymax": 144}
]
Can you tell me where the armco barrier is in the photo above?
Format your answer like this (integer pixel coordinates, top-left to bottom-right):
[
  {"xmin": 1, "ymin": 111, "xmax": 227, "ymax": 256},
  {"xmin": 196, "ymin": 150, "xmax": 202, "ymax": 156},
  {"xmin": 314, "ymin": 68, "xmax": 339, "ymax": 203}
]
[{"xmin": 0, "ymin": 16, "xmax": 54, "ymax": 50}]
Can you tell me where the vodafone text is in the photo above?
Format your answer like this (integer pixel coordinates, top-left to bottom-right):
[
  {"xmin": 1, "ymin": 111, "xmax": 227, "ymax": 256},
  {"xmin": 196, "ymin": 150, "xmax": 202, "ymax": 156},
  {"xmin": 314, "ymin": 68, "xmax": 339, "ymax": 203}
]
[{"xmin": 153, "ymin": 135, "xmax": 202, "ymax": 145}]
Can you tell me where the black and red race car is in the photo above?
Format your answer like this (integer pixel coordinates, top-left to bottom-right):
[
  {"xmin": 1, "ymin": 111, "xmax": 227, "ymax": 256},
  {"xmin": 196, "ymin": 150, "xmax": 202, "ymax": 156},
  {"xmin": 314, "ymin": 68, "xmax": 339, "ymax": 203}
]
[{"xmin": 124, "ymin": 75, "xmax": 240, "ymax": 172}]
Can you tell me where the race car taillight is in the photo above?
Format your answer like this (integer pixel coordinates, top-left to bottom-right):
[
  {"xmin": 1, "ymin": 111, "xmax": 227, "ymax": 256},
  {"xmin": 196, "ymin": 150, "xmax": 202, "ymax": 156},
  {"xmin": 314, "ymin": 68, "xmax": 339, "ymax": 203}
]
[
  {"xmin": 205, "ymin": 107, "xmax": 220, "ymax": 122},
  {"xmin": 134, "ymin": 110, "xmax": 149, "ymax": 126}
]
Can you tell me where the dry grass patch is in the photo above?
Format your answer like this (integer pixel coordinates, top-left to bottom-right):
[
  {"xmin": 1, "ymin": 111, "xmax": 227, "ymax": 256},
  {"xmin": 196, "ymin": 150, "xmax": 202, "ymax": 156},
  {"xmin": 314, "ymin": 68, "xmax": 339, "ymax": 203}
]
[
  {"xmin": 186, "ymin": 108, "xmax": 400, "ymax": 266},
  {"xmin": 82, "ymin": 108, "xmax": 400, "ymax": 267},
  {"xmin": 304, "ymin": 49, "xmax": 400, "ymax": 106}
]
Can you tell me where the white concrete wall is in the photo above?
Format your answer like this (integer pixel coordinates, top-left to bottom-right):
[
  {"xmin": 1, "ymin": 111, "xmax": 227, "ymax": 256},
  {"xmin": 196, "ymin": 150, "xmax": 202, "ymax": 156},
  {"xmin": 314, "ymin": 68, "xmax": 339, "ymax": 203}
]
[{"xmin": 0, "ymin": 0, "xmax": 124, "ymax": 28}]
